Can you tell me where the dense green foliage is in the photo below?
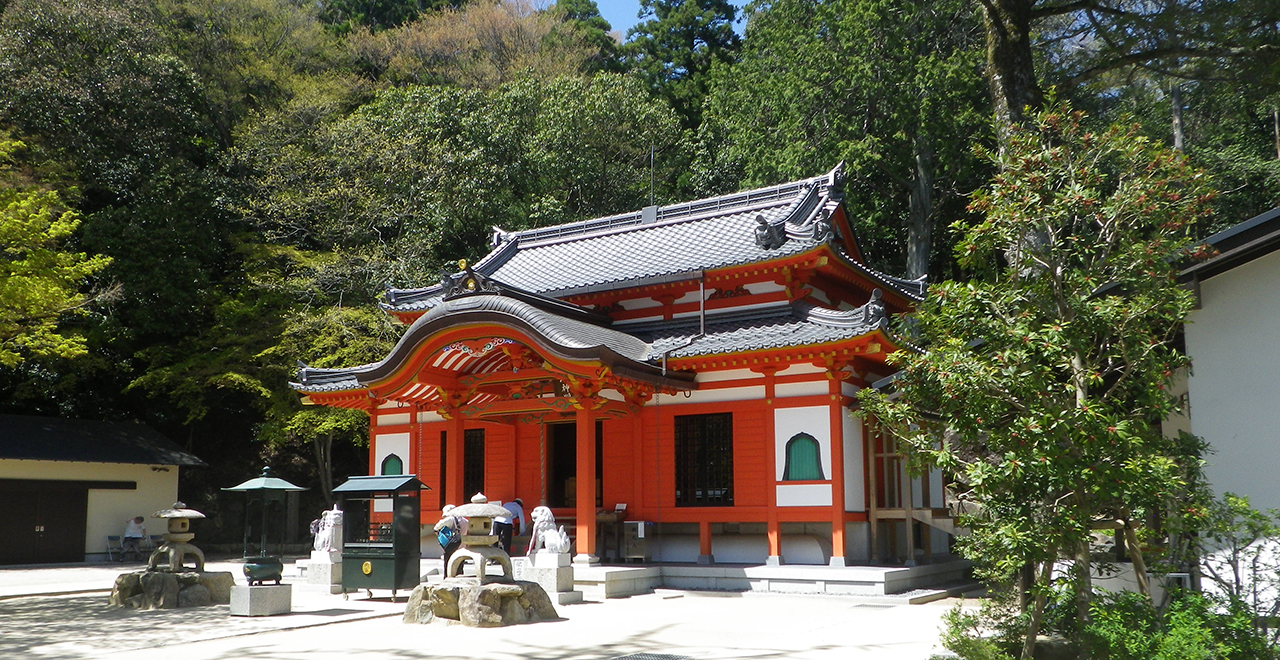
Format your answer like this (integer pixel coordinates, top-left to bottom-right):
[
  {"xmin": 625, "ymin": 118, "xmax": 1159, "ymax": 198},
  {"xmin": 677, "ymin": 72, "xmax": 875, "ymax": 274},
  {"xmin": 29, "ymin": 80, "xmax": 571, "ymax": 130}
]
[
  {"xmin": 0, "ymin": 137, "xmax": 112, "ymax": 367},
  {"xmin": 697, "ymin": 0, "xmax": 990, "ymax": 278},
  {"xmin": 861, "ymin": 101, "xmax": 1216, "ymax": 656},
  {"xmin": 0, "ymin": 0, "xmax": 1276, "ymax": 548},
  {"xmin": 625, "ymin": 0, "xmax": 739, "ymax": 129}
]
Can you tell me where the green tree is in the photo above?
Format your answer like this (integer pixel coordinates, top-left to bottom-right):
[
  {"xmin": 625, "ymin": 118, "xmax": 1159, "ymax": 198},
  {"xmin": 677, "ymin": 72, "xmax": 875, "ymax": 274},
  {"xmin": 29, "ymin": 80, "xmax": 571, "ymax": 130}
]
[
  {"xmin": 697, "ymin": 0, "xmax": 990, "ymax": 278},
  {"xmin": 318, "ymin": 0, "xmax": 463, "ymax": 34},
  {"xmin": 348, "ymin": 0, "xmax": 598, "ymax": 88},
  {"xmin": 974, "ymin": 0, "xmax": 1280, "ymax": 141},
  {"xmin": 860, "ymin": 101, "xmax": 1216, "ymax": 659},
  {"xmin": 0, "ymin": 136, "xmax": 112, "ymax": 367},
  {"xmin": 624, "ymin": 0, "xmax": 740, "ymax": 130},
  {"xmin": 155, "ymin": 0, "xmax": 341, "ymax": 148},
  {"xmin": 550, "ymin": 0, "xmax": 622, "ymax": 72},
  {"xmin": 234, "ymin": 73, "xmax": 685, "ymax": 279}
]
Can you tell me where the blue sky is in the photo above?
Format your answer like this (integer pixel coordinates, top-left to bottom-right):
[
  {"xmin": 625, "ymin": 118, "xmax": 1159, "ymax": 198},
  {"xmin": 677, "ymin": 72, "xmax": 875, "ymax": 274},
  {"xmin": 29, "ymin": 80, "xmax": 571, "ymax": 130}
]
[{"xmin": 593, "ymin": 0, "xmax": 746, "ymax": 41}]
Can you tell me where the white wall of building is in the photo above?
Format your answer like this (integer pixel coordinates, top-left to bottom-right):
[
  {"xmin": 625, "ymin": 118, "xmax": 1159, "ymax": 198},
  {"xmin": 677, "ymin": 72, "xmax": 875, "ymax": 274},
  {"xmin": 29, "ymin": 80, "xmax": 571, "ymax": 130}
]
[
  {"xmin": 372, "ymin": 432, "xmax": 411, "ymax": 512},
  {"xmin": 0, "ymin": 459, "xmax": 180, "ymax": 557},
  {"xmin": 1186, "ymin": 248, "xmax": 1280, "ymax": 511}
]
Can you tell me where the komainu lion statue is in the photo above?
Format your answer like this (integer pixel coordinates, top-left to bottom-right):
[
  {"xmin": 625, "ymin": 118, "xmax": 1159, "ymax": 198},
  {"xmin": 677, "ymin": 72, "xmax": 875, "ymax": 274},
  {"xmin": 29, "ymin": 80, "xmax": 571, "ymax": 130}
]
[{"xmin": 527, "ymin": 505, "xmax": 571, "ymax": 555}]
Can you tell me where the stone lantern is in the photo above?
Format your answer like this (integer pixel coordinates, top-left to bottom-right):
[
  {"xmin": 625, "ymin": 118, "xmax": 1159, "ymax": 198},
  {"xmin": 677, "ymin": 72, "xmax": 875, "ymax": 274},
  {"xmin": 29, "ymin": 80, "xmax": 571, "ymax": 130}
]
[
  {"xmin": 148, "ymin": 502, "xmax": 207, "ymax": 573},
  {"xmin": 446, "ymin": 493, "xmax": 515, "ymax": 583}
]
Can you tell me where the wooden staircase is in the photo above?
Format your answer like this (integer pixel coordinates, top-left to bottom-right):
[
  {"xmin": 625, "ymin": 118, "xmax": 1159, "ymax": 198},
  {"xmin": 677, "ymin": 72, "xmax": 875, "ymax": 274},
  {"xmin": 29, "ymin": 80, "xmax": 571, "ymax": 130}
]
[{"xmin": 911, "ymin": 508, "xmax": 969, "ymax": 537}]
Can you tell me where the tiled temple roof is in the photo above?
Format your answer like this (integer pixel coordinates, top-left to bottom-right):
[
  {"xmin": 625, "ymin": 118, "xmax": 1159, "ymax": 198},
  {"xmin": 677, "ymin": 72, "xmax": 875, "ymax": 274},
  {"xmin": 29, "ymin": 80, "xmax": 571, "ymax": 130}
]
[
  {"xmin": 642, "ymin": 300, "xmax": 889, "ymax": 359},
  {"xmin": 292, "ymin": 286, "xmax": 891, "ymax": 393},
  {"xmin": 383, "ymin": 165, "xmax": 924, "ymax": 313}
]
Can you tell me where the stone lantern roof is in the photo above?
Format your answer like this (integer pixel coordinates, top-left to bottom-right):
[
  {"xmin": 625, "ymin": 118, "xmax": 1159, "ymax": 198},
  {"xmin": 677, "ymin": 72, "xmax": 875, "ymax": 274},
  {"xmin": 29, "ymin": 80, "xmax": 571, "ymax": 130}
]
[
  {"xmin": 152, "ymin": 502, "xmax": 205, "ymax": 520},
  {"xmin": 450, "ymin": 493, "xmax": 510, "ymax": 520}
]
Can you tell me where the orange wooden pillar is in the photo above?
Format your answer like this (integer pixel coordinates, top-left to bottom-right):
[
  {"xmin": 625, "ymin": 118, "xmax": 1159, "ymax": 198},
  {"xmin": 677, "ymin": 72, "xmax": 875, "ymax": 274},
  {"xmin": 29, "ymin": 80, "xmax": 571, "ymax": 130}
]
[
  {"xmin": 446, "ymin": 413, "xmax": 465, "ymax": 508},
  {"xmin": 828, "ymin": 375, "xmax": 848, "ymax": 567},
  {"xmin": 574, "ymin": 404, "xmax": 598, "ymax": 563},
  {"xmin": 698, "ymin": 521, "xmax": 714, "ymax": 564},
  {"xmin": 759, "ymin": 366, "xmax": 782, "ymax": 565}
]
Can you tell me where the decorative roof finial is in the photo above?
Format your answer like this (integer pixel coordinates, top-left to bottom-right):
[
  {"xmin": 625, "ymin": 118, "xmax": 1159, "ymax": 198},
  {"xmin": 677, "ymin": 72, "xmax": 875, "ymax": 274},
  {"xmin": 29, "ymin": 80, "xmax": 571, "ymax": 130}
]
[
  {"xmin": 754, "ymin": 214, "xmax": 787, "ymax": 250},
  {"xmin": 812, "ymin": 208, "xmax": 833, "ymax": 242}
]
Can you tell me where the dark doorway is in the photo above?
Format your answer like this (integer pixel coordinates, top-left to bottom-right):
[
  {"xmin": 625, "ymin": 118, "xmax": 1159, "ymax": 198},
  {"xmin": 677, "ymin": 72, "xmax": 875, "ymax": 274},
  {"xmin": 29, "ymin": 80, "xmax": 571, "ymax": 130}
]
[
  {"xmin": 546, "ymin": 421, "xmax": 603, "ymax": 508},
  {"xmin": 463, "ymin": 428, "xmax": 485, "ymax": 499},
  {"xmin": 0, "ymin": 483, "xmax": 88, "ymax": 564}
]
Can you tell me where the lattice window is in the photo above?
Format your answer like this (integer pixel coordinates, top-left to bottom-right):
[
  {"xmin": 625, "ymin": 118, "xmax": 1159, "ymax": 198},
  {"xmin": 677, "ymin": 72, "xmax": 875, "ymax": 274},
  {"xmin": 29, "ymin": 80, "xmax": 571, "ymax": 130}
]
[
  {"xmin": 782, "ymin": 433, "xmax": 824, "ymax": 481},
  {"xmin": 464, "ymin": 428, "xmax": 485, "ymax": 498},
  {"xmin": 674, "ymin": 413, "xmax": 734, "ymax": 507}
]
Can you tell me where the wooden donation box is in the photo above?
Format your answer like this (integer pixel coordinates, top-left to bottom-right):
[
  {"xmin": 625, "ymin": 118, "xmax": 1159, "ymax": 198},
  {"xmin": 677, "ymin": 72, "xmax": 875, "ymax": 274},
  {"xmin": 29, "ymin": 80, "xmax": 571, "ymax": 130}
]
[{"xmin": 332, "ymin": 475, "xmax": 427, "ymax": 597}]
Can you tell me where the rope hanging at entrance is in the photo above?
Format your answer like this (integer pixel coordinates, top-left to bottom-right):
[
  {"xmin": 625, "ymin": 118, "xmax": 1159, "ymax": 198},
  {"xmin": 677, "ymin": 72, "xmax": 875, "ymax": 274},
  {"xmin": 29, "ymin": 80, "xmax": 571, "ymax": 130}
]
[{"xmin": 539, "ymin": 421, "xmax": 547, "ymax": 507}]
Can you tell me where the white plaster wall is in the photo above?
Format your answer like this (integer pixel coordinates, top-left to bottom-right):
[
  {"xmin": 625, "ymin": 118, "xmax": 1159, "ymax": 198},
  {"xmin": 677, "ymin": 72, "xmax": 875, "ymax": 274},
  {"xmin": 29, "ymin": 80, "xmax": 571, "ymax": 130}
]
[
  {"xmin": 695, "ymin": 368, "xmax": 756, "ymax": 383},
  {"xmin": 844, "ymin": 412, "xmax": 865, "ymax": 511},
  {"xmin": 1186, "ymin": 249, "xmax": 1280, "ymax": 511},
  {"xmin": 774, "ymin": 406, "xmax": 832, "ymax": 481},
  {"xmin": 652, "ymin": 386, "xmax": 765, "ymax": 405},
  {"xmin": 776, "ymin": 363, "xmax": 827, "ymax": 376},
  {"xmin": 376, "ymin": 413, "xmax": 411, "ymax": 426},
  {"xmin": 618, "ymin": 297, "xmax": 661, "ymax": 310},
  {"xmin": 930, "ymin": 468, "xmax": 944, "ymax": 508},
  {"xmin": 0, "ymin": 459, "xmax": 180, "ymax": 557},
  {"xmin": 775, "ymin": 381, "xmax": 828, "ymax": 398},
  {"xmin": 744, "ymin": 281, "xmax": 786, "ymax": 295},
  {"xmin": 776, "ymin": 483, "xmax": 833, "ymax": 506},
  {"xmin": 372, "ymin": 432, "xmax": 411, "ymax": 513}
]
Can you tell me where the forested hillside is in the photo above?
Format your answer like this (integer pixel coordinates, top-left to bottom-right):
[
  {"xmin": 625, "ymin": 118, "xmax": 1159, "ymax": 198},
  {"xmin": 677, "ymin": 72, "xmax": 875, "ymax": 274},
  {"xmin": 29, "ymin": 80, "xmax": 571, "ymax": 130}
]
[{"xmin": 0, "ymin": 0, "xmax": 1276, "ymax": 532}]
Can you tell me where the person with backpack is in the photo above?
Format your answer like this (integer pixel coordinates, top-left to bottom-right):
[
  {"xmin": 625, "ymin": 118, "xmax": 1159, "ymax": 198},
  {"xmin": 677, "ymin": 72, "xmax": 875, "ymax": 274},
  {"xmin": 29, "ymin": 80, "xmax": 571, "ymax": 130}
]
[{"xmin": 433, "ymin": 504, "xmax": 468, "ymax": 575}]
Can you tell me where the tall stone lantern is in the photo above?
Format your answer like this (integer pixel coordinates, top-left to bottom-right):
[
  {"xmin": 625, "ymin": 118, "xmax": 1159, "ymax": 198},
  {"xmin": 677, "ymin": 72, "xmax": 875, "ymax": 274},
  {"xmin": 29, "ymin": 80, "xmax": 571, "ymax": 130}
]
[
  {"xmin": 446, "ymin": 493, "xmax": 515, "ymax": 583},
  {"xmin": 147, "ymin": 502, "xmax": 207, "ymax": 572}
]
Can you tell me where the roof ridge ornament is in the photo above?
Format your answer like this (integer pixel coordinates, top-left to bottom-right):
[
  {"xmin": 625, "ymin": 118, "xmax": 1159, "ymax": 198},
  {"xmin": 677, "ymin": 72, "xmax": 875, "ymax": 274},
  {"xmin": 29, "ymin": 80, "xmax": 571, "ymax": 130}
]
[
  {"xmin": 440, "ymin": 258, "xmax": 499, "ymax": 300},
  {"xmin": 491, "ymin": 226, "xmax": 510, "ymax": 248},
  {"xmin": 828, "ymin": 162, "xmax": 847, "ymax": 201},
  {"xmin": 812, "ymin": 208, "xmax": 833, "ymax": 243},
  {"xmin": 862, "ymin": 289, "xmax": 886, "ymax": 326},
  {"xmin": 754, "ymin": 214, "xmax": 787, "ymax": 250}
]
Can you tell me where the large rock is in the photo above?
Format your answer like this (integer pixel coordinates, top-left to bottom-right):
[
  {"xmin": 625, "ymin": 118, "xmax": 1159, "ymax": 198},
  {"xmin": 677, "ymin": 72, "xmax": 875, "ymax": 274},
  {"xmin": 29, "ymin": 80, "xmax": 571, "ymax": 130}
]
[
  {"xmin": 178, "ymin": 584, "xmax": 212, "ymax": 608},
  {"xmin": 403, "ymin": 579, "xmax": 557, "ymax": 627},
  {"xmin": 109, "ymin": 570, "xmax": 236, "ymax": 610},
  {"xmin": 199, "ymin": 572, "xmax": 234, "ymax": 604}
]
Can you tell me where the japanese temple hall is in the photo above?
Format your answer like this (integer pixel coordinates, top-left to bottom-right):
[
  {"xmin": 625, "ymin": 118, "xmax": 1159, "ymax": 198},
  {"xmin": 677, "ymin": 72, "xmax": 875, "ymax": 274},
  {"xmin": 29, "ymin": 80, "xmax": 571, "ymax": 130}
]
[{"xmin": 292, "ymin": 165, "xmax": 955, "ymax": 567}]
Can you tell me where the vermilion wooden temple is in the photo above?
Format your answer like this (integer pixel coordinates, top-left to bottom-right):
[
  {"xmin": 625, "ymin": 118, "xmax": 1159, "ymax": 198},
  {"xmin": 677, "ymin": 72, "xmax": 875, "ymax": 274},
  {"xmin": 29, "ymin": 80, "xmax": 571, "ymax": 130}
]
[{"xmin": 293, "ymin": 166, "xmax": 950, "ymax": 567}]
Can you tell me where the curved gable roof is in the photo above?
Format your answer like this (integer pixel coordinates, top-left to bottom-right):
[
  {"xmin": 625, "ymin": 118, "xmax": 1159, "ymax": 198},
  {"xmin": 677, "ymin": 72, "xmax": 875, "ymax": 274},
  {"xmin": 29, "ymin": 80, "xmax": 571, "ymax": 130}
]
[
  {"xmin": 295, "ymin": 294, "xmax": 690, "ymax": 393},
  {"xmin": 383, "ymin": 165, "xmax": 924, "ymax": 314}
]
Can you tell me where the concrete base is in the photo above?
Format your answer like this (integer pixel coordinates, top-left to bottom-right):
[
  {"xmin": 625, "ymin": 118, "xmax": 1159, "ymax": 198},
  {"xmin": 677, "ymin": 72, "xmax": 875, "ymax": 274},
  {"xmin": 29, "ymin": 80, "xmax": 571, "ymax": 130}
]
[
  {"xmin": 553, "ymin": 590, "xmax": 584, "ymax": 605},
  {"xmin": 572, "ymin": 560, "xmax": 973, "ymax": 600},
  {"xmin": 530, "ymin": 550, "xmax": 571, "ymax": 568},
  {"xmin": 524, "ymin": 551, "xmax": 581, "ymax": 604},
  {"xmin": 572, "ymin": 553, "xmax": 599, "ymax": 565},
  {"xmin": 524, "ymin": 564, "xmax": 575, "ymax": 592},
  {"xmin": 305, "ymin": 557, "xmax": 342, "ymax": 586},
  {"xmin": 697, "ymin": 554, "xmax": 715, "ymax": 565},
  {"xmin": 765, "ymin": 555, "xmax": 783, "ymax": 567},
  {"xmin": 229, "ymin": 584, "xmax": 292, "ymax": 617},
  {"xmin": 829, "ymin": 557, "xmax": 847, "ymax": 568}
]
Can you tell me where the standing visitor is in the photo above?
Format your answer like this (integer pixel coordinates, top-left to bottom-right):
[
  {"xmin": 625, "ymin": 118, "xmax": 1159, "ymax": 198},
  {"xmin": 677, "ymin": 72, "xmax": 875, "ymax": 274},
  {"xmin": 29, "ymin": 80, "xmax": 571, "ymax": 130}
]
[
  {"xmin": 434, "ymin": 504, "xmax": 467, "ymax": 572},
  {"xmin": 492, "ymin": 497, "xmax": 524, "ymax": 554}
]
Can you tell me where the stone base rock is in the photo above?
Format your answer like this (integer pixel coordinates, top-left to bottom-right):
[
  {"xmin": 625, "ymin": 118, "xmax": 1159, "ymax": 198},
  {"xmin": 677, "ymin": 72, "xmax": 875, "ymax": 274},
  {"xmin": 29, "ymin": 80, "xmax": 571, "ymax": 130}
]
[
  {"xmin": 230, "ymin": 584, "xmax": 292, "ymax": 616},
  {"xmin": 403, "ymin": 578, "xmax": 558, "ymax": 627},
  {"xmin": 109, "ymin": 570, "xmax": 235, "ymax": 610}
]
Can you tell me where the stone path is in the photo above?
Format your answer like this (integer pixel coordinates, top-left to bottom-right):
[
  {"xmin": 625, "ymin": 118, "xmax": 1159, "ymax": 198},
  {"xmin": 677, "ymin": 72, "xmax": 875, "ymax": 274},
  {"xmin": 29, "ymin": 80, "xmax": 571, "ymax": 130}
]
[{"xmin": 0, "ymin": 560, "xmax": 967, "ymax": 660}]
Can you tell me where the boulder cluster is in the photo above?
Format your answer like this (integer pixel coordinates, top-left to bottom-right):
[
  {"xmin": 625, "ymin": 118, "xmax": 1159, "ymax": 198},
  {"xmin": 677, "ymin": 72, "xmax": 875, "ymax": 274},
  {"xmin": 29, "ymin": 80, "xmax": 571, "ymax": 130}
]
[{"xmin": 403, "ymin": 578, "xmax": 558, "ymax": 627}]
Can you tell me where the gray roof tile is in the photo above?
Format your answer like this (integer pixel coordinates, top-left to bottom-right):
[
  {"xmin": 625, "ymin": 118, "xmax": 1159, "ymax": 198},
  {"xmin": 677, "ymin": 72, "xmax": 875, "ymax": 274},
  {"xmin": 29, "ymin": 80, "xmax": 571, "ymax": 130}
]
[{"xmin": 383, "ymin": 165, "xmax": 922, "ymax": 312}]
